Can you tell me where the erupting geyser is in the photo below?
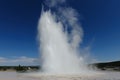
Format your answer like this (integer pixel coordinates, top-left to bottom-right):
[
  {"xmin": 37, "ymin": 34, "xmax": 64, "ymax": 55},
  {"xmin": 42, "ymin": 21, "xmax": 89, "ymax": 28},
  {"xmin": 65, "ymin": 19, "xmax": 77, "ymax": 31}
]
[
  {"xmin": 37, "ymin": 4, "xmax": 89, "ymax": 74},
  {"xmin": 38, "ymin": 10, "xmax": 87, "ymax": 74}
]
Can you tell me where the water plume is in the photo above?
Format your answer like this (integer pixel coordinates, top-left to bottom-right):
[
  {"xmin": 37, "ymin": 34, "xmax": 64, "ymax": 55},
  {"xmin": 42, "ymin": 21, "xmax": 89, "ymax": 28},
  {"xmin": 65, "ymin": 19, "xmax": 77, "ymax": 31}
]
[{"xmin": 37, "ymin": 0, "xmax": 90, "ymax": 74}]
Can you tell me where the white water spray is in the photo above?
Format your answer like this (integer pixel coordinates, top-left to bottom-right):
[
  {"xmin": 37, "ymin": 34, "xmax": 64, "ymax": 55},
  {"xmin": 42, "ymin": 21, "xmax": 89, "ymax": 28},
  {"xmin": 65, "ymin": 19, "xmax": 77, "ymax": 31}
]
[{"xmin": 37, "ymin": 8, "xmax": 89, "ymax": 74}]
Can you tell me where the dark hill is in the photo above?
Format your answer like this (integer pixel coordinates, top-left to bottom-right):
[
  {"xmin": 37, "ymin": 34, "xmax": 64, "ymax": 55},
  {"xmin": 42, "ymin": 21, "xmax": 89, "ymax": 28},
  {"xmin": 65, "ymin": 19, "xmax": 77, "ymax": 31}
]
[{"xmin": 93, "ymin": 61, "xmax": 120, "ymax": 71}]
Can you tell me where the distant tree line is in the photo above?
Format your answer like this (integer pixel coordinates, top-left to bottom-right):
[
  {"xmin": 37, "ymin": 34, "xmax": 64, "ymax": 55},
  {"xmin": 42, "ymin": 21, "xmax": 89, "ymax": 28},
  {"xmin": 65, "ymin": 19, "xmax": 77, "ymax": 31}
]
[
  {"xmin": 0, "ymin": 65, "xmax": 40, "ymax": 72},
  {"xmin": 0, "ymin": 61, "xmax": 120, "ymax": 72},
  {"xmin": 93, "ymin": 61, "xmax": 120, "ymax": 71}
]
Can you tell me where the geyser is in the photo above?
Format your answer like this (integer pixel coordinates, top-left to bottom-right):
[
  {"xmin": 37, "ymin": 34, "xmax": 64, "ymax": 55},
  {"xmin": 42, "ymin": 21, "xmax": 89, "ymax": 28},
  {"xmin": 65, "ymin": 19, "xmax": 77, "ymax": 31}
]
[{"xmin": 37, "ymin": 9, "xmax": 89, "ymax": 74}]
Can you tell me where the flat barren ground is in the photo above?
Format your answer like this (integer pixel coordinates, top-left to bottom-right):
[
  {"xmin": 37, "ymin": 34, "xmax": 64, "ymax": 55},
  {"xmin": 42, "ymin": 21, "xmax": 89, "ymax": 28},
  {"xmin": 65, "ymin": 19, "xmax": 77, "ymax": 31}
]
[{"xmin": 0, "ymin": 71, "xmax": 120, "ymax": 80}]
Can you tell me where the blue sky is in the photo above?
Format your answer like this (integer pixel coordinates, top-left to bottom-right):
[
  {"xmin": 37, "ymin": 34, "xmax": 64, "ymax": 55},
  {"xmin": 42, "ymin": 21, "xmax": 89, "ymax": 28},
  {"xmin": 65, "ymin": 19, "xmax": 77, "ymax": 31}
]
[{"xmin": 0, "ymin": 0, "xmax": 120, "ymax": 65}]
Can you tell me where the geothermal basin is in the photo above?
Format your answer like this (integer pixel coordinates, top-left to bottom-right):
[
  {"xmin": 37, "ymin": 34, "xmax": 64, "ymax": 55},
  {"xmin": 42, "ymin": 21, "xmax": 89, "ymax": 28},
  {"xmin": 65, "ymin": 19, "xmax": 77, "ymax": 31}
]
[{"xmin": 0, "ymin": 71, "xmax": 120, "ymax": 80}]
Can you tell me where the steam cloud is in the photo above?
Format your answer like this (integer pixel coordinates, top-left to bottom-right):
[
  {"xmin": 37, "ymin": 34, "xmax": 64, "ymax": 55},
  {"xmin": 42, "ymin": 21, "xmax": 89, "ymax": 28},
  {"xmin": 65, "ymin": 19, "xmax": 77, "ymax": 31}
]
[
  {"xmin": 37, "ymin": 0, "xmax": 93, "ymax": 74},
  {"xmin": 45, "ymin": 0, "xmax": 84, "ymax": 55},
  {"xmin": 45, "ymin": 0, "xmax": 66, "ymax": 7}
]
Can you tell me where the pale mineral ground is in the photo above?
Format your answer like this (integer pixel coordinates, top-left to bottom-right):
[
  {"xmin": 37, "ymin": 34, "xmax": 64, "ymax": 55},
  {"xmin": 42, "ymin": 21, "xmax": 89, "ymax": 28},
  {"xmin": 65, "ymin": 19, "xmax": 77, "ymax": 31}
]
[{"xmin": 0, "ymin": 71, "xmax": 120, "ymax": 80}]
